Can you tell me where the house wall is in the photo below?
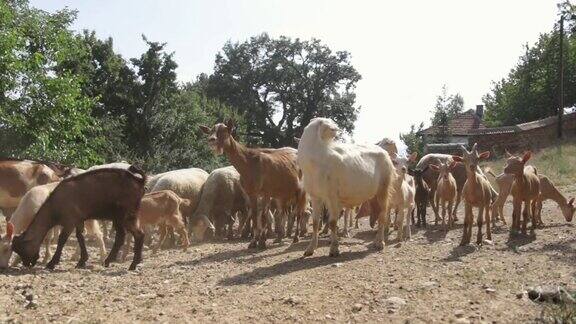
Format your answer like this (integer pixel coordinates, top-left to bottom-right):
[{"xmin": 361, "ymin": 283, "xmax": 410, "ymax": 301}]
[{"xmin": 469, "ymin": 113, "xmax": 576, "ymax": 154}]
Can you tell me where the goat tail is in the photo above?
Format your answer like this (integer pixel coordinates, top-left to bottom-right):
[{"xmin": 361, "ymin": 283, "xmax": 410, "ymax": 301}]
[
  {"xmin": 128, "ymin": 165, "xmax": 147, "ymax": 184},
  {"xmin": 484, "ymin": 167, "xmax": 497, "ymax": 178}
]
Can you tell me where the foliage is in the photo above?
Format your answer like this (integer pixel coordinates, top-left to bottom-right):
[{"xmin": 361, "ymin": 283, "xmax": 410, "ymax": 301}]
[
  {"xmin": 206, "ymin": 33, "xmax": 361, "ymax": 147},
  {"xmin": 0, "ymin": 0, "xmax": 106, "ymax": 167},
  {"xmin": 483, "ymin": 3, "xmax": 576, "ymax": 126},
  {"xmin": 430, "ymin": 85, "xmax": 464, "ymax": 143},
  {"xmin": 400, "ymin": 123, "xmax": 425, "ymax": 157}
]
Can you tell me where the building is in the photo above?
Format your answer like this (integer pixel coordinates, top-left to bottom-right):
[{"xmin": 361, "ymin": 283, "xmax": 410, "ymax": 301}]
[{"xmin": 420, "ymin": 105, "xmax": 485, "ymax": 154}]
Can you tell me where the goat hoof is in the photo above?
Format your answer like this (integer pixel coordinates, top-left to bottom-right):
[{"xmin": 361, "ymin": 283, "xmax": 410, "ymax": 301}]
[
  {"xmin": 329, "ymin": 250, "xmax": 340, "ymax": 257},
  {"xmin": 292, "ymin": 236, "xmax": 299, "ymax": 244},
  {"xmin": 371, "ymin": 241, "xmax": 384, "ymax": 251},
  {"xmin": 273, "ymin": 238, "xmax": 282, "ymax": 244},
  {"xmin": 247, "ymin": 241, "xmax": 257, "ymax": 249},
  {"xmin": 75, "ymin": 262, "xmax": 87, "ymax": 269},
  {"xmin": 303, "ymin": 249, "xmax": 314, "ymax": 257},
  {"xmin": 46, "ymin": 263, "xmax": 56, "ymax": 270},
  {"xmin": 128, "ymin": 264, "xmax": 138, "ymax": 271},
  {"xmin": 257, "ymin": 241, "xmax": 267, "ymax": 249}
]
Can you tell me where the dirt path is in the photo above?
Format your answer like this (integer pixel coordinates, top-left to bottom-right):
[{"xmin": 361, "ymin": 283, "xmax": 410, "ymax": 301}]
[{"xmin": 1, "ymin": 186, "xmax": 575, "ymax": 323}]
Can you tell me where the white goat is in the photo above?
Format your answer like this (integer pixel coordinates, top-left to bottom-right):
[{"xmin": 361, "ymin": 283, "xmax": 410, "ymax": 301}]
[{"xmin": 298, "ymin": 118, "xmax": 396, "ymax": 256}]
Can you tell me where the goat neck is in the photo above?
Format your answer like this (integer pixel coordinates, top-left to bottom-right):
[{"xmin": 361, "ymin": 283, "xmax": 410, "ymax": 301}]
[{"xmin": 222, "ymin": 135, "xmax": 250, "ymax": 176}]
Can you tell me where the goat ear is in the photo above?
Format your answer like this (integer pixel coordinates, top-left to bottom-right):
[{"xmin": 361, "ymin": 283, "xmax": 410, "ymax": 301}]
[
  {"xmin": 199, "ymin": 125, "xmax": 211, "ymax": 135},
  {"xmin": 452, "ymin": 155, "xmax": 463, "ymax": 162},
  {"xmin": 226, "ymin": 119, "xmax": 236, "ymax": 133},
  {"xmin": 569, "ymin": 197, "xmax": 575, "ymax": 206},
  {"xmin": 409, "ymin": 152, "xmax": 418, "ymax": 162},
  {"xmin": 479, "ymin": 151, "xmax": 491, "ymax": 160},
  {"xmin": 429, "ymin": 164, "xmax": 439, "ymax": 171},
  {"xmin": 522, "ymin": 151, "xmax": 532, "ymax": 163},
  {"xmin": 6, "ymin": 222, "xmax": 13, "ymax": 241}
]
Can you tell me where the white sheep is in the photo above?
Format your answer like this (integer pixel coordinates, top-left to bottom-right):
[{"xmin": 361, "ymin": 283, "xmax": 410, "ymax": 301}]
[
  {"xmin": 297, "ymin": 118, "xmax": 396, "ymax": 256},
  {"xmin": 193, "ymin": 166, "xmax": 249, "ymax": 240}
]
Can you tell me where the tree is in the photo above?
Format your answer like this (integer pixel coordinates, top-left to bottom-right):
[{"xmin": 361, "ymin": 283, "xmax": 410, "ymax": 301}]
[
  {"xmin": 0, "ymin": 0, "xmax": 106, "ymax": 167},
  {"xmin": 483, "ymin": 3, "xmax": 576, "ymax": 126},
  {"xmin": 206, "ymin": 33, "xmax": 361, "ymax": 147},
  {"xmin": 400, "ymin": 123, "xmax": 425, "ymax": 157},
  {"xmin": 430, "ymin": 85, "xmax": 464, "ymax": 143}
]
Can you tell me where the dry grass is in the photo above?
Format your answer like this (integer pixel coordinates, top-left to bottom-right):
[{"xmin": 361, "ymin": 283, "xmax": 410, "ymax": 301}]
[{"xmin": 482, "ymin": 139, "xmax": 576, "ymax": 187}]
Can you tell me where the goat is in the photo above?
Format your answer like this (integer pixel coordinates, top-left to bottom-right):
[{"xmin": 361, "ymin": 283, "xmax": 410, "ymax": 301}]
[
  {"xmin": 0, "ymin": 159, "xmax": 62, "ymax": 220},
  {"xmin": 503, "ymin": 151, "xmax": 540, "ymax": 235},
  {"xmin": 200, "ymin": 120, "xmax": 307, "ymax": 249},
  {"xmin": 149, "ymin": 168, "xmax": 212, "ymax": 241},
  {"xmin": 122, "ymin": 190, "xmax": 190, "ymax": 259},
  {"xmin": 297, "ymin": 118, "xmax": 396, "ymax": 256},
  {"xmin": 388, "ymin": 156, "xmax": 415, "ymax": 241},
  {"xmin": 10, "ymin": 166, "xmax": 146, "ymax": 270},
  {"xmin": 534, "ymin": 176, "xmax": 575, "ymax": 225},
  {"xmin": 0, "ymin": 182, "xmax": 106, "ymax": 268},
  {"xmin": 452, "ymin": 144, "xmax": 493, "ymax": 245},
  {"xmin": 408, "ymin": 166, "xmax": 430, "ymax": 228},
  {"xmin": 430, "ymin": 161, "xmax": 458, "ymax": 230},
  {"xmin": 485, "ymin": 168, "xmax": 512, "ymax": 226}
]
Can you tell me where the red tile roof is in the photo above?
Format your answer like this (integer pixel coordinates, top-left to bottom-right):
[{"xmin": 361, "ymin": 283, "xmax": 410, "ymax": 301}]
[{"xmin": 421, "ymin": 109, "xmax": 486, "ymax": 136}]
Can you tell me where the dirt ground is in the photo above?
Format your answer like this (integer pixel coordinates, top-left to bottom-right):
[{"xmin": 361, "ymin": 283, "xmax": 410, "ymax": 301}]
[{"xmin": 1, "ymin": 185, "xmax": 575, "ymax": 323}]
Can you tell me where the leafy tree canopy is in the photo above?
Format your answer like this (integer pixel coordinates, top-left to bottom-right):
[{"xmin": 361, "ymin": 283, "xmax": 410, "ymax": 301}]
[{"xmin": 206, "ymin": 33, "xmax": 361, "ymax": 147}]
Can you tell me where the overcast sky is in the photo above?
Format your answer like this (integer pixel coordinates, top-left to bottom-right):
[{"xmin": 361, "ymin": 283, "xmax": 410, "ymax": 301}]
[{"xmin": 31, "ymin": 0, "xmax": 560, "ymax": 146}]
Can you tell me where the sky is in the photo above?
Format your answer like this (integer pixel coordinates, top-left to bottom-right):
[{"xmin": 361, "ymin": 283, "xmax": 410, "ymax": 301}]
[{"xmin": 31, "ymin": 0, "xmax": 560, "ymax": 146}]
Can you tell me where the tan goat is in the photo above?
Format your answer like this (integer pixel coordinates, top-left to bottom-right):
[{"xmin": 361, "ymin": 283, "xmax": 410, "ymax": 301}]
[
  {"xmin": 123, "ymin": 190, "xmax": 191, "ymax": 259},
  {"xmin": 430, "ymin": 161, "xmax": 457, "ymax": 230},
  {"xmin": 504, "ymin": 151, "xmax": 540, "ymax": 235},
  {"xmin": 534, "ymin": 175, "xmax": 575, "ymax": 225},
  {"xmin": 452, "ymin": 144, "xmax": 493, "ymax": 245}
]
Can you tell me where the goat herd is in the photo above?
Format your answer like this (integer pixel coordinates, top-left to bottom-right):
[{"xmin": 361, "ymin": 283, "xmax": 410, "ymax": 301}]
[{"xmin": 0, "ymin": 118, "xmax": 574, "ymax": 272}]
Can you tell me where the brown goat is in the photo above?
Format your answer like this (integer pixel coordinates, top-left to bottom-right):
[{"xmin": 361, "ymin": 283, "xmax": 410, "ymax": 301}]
[
  {"xmin": 10, "ymin": 166, "xmax": 146, "ymax": 270},
  {"xmin": 408, "ymin": 166, "xmax": 430, "ymax": 227},
  {"xmin": 452, "ymin": 144, "xmax": 493, "ymax": 245},
  {"xmin": 200, "ymin": 120, "xmax": 307, "ymax": 249},
  {"xmin": 504, "ymin": 151, "xmax": 540, "ymax": 235}
]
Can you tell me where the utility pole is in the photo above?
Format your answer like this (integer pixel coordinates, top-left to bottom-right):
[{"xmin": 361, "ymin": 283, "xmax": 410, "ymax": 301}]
[{"xmin": 558, "ymin": 15, "xmax": 564, "ymax": 139}]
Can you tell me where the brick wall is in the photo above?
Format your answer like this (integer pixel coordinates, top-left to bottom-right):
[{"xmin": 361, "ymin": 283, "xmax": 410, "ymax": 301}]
[{"xmin": 469, "ymin": 113, "xmax": 576, "ymax": 154}]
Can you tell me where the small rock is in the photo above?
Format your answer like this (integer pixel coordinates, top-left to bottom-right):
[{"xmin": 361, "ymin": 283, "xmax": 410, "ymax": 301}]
[
  {"xmin": 325, "ymin": 314, "xmax": 334, "ymax": 320},
  {"xmin": 421, "ymin": 281, "xmax": 439, "ymax": 290},
  {"xmin": 332, "ymin": 263, "xmax": 343, "ymax": 268},
  {"xmin": 283, "ymin": 296, "xmax": 301, "ymax": 306},
  {"xmin": 485, "ymin": 288, "xmax": 496, "ymax": 294},
  {"xmin": 454, "ymin": 318, "xmax": 470, "ymax": 324},
  {"xmin": 483, "ymin": 239, "xmax": 494, "ymax": 245},
  {"xmin": 516, "ymin": 291, "xmax": 526, "ymax": 299},
  {"xmin": 454, "ymin": 309, "xmax": 465, "ymax": 318},
  {"xmin": 384, "ymin": 296, "xmax": 406, "ymax": 308},
  {"xmin": 25, "ymin": 300, "xmax": 38, "ymax": 309},
  {"xmin": 352, "ymin": 303, "xmax": 363, "ymax": 313}
]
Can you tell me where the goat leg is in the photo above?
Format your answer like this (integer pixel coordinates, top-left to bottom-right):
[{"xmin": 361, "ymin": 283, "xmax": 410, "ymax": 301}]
[
  {"xmin": 46, "ymin": 226, "xmax": 73, "ymax": 270},
  {"xmin": 104, "ymin": 221, "xmax": 126, "ymax": 267},
  {"xmin": 74, "ymin": 223, "xmax": 89, "ymax": 268}
]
